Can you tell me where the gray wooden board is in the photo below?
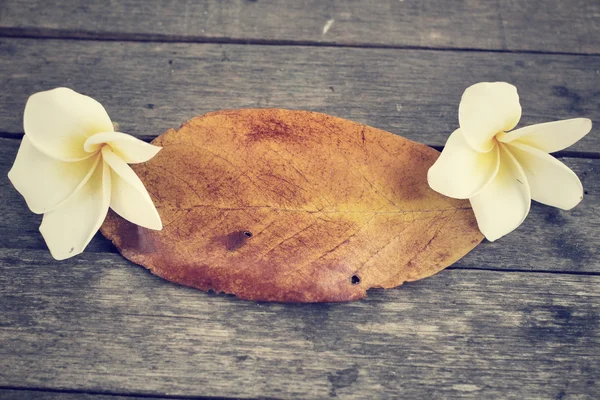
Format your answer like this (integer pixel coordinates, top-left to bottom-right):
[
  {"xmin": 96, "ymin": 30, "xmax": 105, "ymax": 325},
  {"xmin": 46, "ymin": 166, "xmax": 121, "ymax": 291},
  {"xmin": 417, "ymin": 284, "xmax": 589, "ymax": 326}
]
[
  {"xmin": 0, "ymin": 248, "xmax": 598, "ymax": 399},
  {"xmin": 0, "ymin": 39, "xmax": 599, "ymax": 153},
  {"xmin": 0, "ymin": 136, "xmax": 598, "ymax": 274},
  {"xmin": 0, "ymin": 0, "xmax": 598, "ymax": 54},
  {"xmin": 1, "ymin": 7, "xmax": 599, "ymax": 399}
]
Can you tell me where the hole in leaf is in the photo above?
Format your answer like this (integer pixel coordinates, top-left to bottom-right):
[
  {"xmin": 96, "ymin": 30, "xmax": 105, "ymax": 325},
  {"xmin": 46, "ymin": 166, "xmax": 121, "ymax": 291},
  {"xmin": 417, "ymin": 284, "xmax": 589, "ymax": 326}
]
[
  {"xmin": 225, "ymin": 231, "xmax": 253, "ymax": 251},
  {"xmin": 351, "ymin": 275, "xmax": 361, "ymax": 285}
]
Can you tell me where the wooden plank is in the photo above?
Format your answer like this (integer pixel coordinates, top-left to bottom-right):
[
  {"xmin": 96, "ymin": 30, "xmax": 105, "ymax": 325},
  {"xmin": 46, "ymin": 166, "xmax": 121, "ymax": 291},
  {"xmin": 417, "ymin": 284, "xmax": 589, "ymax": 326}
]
[
  {"xmin": 0, "ymin": 389, "xmax": 180, "ymax": 400},
  {"xmin": 1, "ymin": 134, "xmax": 598, "ymax": 274},
  {"xmin": 0, "ymin": 39, "xmax": 599, "ymax": 152},
  {"xmin": 0, "ymin": 0, "xmax": 598, "ymax": 54},
  {"xmin": 0, "ymin": 248, "xmax": 598, "ymax": 399}
]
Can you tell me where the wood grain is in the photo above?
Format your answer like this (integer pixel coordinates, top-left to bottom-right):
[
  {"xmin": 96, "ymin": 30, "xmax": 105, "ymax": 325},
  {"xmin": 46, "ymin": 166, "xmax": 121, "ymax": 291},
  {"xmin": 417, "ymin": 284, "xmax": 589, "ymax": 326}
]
[
  {"xmin": 0, "ymin": 4, "xmax": 598, "ymax": 397},
  {"xmin": 0, "ymin": 0, "xmax": 598, "ymax": 54},
  {"xmin": 0, "ymin": 248, "xmax": 598, "ymax": 399},
  {"xmin": 0, "ymin": 39, "xmax": 599, "ymax": 152}
]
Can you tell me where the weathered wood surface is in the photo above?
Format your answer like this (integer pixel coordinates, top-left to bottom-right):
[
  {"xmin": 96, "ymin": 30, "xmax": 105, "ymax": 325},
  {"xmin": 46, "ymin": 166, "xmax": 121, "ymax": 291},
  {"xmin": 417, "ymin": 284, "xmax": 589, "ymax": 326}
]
[
  {"xmin": 1, "ymin": 137, "xmax": 598, "ymax": 274},
  {"xmin": 1, "ymin": 39, "xmax": 599, "ymax": 152},
  {"xmin": 1, "ymin": 1, "xmax": 599, "ymax": 398},
  {"xmin": 0, "ymin": 248, "xmax": 599, "ymax": 399},
  {"xmin": 0, "ymin": 0, "xmax": 598, "ymax": 54}
]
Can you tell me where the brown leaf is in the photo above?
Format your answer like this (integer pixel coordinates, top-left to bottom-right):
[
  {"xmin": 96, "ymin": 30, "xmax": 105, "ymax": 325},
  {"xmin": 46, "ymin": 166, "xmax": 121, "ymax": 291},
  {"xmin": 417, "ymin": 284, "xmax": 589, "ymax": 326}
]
[{"xmin": 101, "ymin": 109, "xmax": 483, "ymax": 302}]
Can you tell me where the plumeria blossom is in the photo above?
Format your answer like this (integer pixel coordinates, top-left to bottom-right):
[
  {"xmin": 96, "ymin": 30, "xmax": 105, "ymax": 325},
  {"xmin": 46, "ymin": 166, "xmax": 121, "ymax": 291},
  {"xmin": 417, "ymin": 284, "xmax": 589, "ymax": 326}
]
[
  {"xmin": 9, "ymin": 88, "xmax": 163, "ymax": 260},
  {"xmin": 428, "ymin": 82, "xmax": 592, "ymax": 241}
]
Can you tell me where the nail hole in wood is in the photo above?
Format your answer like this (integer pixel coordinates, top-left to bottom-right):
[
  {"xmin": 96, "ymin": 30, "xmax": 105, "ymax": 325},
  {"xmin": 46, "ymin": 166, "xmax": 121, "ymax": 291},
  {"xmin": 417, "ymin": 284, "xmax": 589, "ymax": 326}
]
[
  {"xmin": 243, "ymin": 231, "xmax": 253, "ymax": 238},
  {"xmin": 351, "ymin": 275, "xmax": 361, "ymax": 285}
]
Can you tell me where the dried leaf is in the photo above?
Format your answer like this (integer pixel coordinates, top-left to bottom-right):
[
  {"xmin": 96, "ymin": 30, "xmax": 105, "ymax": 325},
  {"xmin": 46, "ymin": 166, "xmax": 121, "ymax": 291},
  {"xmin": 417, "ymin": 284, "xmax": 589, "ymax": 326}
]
[{"xmin": 101, "ymin": 109, "xmax": 483, "ymax": 302}]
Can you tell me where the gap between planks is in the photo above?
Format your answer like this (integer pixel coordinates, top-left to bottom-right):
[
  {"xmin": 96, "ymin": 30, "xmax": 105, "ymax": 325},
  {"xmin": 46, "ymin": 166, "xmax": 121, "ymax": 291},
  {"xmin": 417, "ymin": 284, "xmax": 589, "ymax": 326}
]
[
  {"xmin": 0, "ymin": 386, "xmax": 239, "ymax": 400},
  {"xmin": 447, "ymin": 266, "xmax": 600, "ymax": 277},
  {"xmin": 0, "ymin": 27, "xmax": 598, "ymax": 57}
]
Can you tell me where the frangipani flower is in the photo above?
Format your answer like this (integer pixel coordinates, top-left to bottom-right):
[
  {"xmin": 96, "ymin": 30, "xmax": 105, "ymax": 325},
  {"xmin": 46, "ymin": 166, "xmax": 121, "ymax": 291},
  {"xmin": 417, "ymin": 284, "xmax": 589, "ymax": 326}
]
[
  {"xmin": 428, "ymin": 82, "xmax": 592, "ymax": 241},
  {"xmin": 9, "ymin": 88, "xmax": 163, "ymax": 260}
]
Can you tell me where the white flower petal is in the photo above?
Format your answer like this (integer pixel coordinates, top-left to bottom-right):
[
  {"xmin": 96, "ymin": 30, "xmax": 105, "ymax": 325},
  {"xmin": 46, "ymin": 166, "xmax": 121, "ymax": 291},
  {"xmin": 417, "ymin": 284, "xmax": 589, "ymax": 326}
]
[
  {"xmin": 497, "ymin": 118, "xmax": 592, "ymax": 153},
  {"xmin": 39, "ymin": 160, "xmax": 111, "ymax": 260},
  {"xmin": 428, "ymin": 129, "xmax": 500, "ymax": 199},
  {"xmin": 506, "ymin": 142, "xmax": 583, "ymax": 210},
  {"xmin": 469, "ymin": 144, "xmax": 531, "ymax": 241},
  {"xmin": 459, "ymin": 82, "xmax": 522, "ymax": 153},
  {"xmin": 8, "ymin": 136, "xmax": 101, "ymax": 214},
  {"xmin": 102, "ymin": 147, "xmax": 162, "ymax": 230},
  {"xmin": 24, "ymin": 88, "xmax": 113, "ymax": 161},
  {"xmin": 85, "ymin": 131, "xmax": 161, "ymax": 163}
]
